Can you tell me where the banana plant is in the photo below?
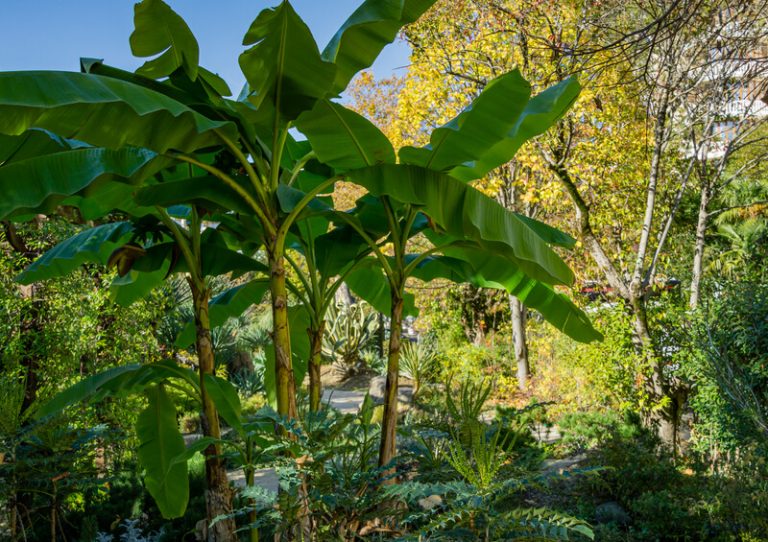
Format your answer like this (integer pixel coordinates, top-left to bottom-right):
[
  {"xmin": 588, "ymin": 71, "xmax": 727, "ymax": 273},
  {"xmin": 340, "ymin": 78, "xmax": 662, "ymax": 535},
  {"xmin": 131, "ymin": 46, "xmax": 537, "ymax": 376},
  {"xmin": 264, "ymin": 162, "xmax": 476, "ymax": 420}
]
[
  {"xmin": 0, "ymin": 0, "xmax": 440, "ymax": 420},
  {"xmin": 293, "ymin": 70, "xmax": 602, "ymax": 468},
  {"xmin": 0, "ymin": 1, "xmax": 443, "ymax": 535},
  {"xmin": 282, "ymin": 206, "xmax": 405, "ymax": 412},
  {"xmin": 13, "ymin": 203, "xmax": 267, "ymax": 537}
]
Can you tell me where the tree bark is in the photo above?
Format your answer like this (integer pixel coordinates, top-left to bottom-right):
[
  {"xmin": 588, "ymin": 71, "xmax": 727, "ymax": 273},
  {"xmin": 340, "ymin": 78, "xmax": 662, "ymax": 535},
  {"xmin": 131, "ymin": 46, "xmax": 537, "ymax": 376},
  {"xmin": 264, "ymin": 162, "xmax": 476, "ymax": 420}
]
[
  {"xmin": 509, "ymin": 295, "xmax": 529, "ymax": 391},
  {"xmin": 550, "ymin": 164, "xmax": 631, "ymax": 299},
  {"xmin": 190, "ymin": 281, "xmax": 237, "ymax": 542},
  {"xmin": 269, "ymin": 251, "xmax": 297, "ymax": 420},
  {"xmin": 689, "ymin": 185, "xmax": 710, "ymax": 309},
  {"xmin": 629, "ymin": 88, "xmax": 669, "ymax": 296},
  {"xmin": 308, "ymin": 320, "xmax": 326, "ymax": 412},
  {"xmin": 378, "ymin": 290, "xmax": 404, "ymax": 474}
]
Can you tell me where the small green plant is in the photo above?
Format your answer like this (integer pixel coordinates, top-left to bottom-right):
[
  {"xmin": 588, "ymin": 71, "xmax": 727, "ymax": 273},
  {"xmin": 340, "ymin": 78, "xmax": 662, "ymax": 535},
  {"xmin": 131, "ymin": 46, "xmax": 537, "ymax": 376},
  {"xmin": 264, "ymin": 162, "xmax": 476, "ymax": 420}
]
[
  {"xmin": 399, "ymin": 340, "xmax": 437, "ymax": 398},
  {"xmin": 445, "ymin": 379, "xmax": 493, "ymax": 448},
  {"xmin": 322, "ymin": 301, "xmax": 380, "ymax": 378},
  {"xmin": 557, "ymin": 410, "xmax": 642, "ymax": 454}
]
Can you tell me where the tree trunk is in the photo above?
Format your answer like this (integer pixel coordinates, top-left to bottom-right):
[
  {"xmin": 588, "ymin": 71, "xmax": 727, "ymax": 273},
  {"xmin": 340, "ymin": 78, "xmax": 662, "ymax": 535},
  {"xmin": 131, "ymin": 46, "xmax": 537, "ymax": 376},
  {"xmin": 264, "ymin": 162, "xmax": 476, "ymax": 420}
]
[
  {"xmin": 551, "ymin": 160, "xmax": 678, "ymax": 447},
  {"xmin": 378, "ymin": 290, "xmax": 404, "ymax": 474},
  {"xmin": 689, "ymin": 185, "xmax": 710, "ymax": 309},
  {"xmin": 628, "ymin": 89, "xmax": 668, "ymax": 297},
  {"xmin": 509, "ymin": 295, "xmax": 529, "ymax": 391},
  {"xmin": 627, "ymin": 292, "xmax": 677, "ymax": 446},
  {"xmin": 190, "ymin": 281, "xmax": 237, "ymax": 542},
  {"xmin": 269, "ymin": 251, "xmax": 297, "ymax": 420},
  {"xmin": 308, "ymin": 320, "xmax": 326, "ymax": 412},
  {"xmin": 551, "ymin": 164, "xmax": 631, "ymax": 299}
]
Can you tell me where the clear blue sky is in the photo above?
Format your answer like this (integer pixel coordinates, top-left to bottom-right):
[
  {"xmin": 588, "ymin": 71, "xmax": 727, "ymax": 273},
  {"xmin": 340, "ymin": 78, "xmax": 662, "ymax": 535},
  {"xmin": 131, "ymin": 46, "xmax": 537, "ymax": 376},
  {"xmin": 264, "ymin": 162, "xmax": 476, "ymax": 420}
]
[{"xmin": 0, "ymin": 1, "xmax": 410, "ymax": 93}]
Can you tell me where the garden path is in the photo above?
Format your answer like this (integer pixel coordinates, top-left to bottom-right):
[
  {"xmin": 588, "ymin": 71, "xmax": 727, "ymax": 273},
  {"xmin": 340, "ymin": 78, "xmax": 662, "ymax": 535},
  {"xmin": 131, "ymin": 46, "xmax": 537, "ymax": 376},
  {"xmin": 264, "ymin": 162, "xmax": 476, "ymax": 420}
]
[{"xmin": 224, "ymin": 388, "xmax": 570, "ymax": 493}]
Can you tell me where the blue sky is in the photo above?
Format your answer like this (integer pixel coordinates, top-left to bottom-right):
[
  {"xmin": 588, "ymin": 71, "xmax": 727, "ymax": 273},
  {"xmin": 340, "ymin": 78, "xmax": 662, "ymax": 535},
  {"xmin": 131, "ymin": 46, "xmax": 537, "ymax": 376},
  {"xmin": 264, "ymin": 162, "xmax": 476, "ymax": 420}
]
[{"xmin": 0, "ymin": 1, "xmax": 411, "ymax": 93}]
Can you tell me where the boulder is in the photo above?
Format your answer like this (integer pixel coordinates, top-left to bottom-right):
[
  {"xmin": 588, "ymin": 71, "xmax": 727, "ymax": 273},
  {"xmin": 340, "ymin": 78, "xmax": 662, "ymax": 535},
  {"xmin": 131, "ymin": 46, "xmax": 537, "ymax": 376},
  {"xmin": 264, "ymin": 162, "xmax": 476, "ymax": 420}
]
[{"xmin": 368, "ymin": 376, "xmax": 414, "ymax": 405}]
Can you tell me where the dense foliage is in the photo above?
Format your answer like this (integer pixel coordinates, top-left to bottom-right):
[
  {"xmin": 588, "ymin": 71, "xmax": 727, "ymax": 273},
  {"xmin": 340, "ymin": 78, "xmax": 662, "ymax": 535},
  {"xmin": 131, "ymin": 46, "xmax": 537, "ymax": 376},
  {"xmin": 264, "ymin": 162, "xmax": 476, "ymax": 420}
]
[{"xmin": 1, "ymin": 0, "xmax": 767, "ymax": 540}]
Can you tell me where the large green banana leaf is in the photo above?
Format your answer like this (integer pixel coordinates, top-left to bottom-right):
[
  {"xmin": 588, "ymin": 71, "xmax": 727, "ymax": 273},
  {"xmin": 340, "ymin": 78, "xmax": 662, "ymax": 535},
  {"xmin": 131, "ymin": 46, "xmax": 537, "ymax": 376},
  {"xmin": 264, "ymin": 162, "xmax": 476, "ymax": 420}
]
[
  {"xmin": 313, "ymin": 223, "xmax": 374, "ymax": 282},
  {"xmin": 345, "ymin": 258, "xmax": 417, "ymax": 317},
  {"xmin": 134, "ymin": 175, "xmax": 256, "ymax": 215},
  {"xmin": 0, "ymin": 147, "xmax": 159, "ymax": 220},
  {"xmin": 295, "ymin": 99, "xmax": 395, "ymax": 169},
  {"xmin": 0, "ymin": 71, "xmax": 236, "ymax": 153},
  {"xmin": 344, "ymin": 164, "xmax": 574, "ymax": 286},
  {"xmin": 0, "ymin": 129, "xmax": 86, "ymax": 164},
  {"xmin": 130, "ymin": 0, "xmax": 199, "ymax": 81},
  {"xmin": 239, "ymin": 2, "xmax": 336, "ymax": 125},
  {"xmin": 202, "ymin": 375, "xmax": 244, "ymax": 433},
  {"xmin": 136, "ymin": 385, "xmax": 189, "ymax": 518},
  {"xmin": 400, "ymin": 76, "xmax": 581, "ymax": 182},
  {"xmin": 35, "ymin": 360, "xmax": 200, "ymax": 420},
  {"xmin": 409, "ymin": 244, "xmax": 601, "ymax": 342},
  {"xmin": 110, "ymin": 257, "xmax": 173, "ymax": 307},
  {"xmin": 61, "ymin": 180, "xmax": 158, "ymax": 220},
  {"xmin": 322, "ymin": 0, "xmax": 437, "ymax": 94},
  {"xmin": 16, "ymin": 222, "xmax": 134, "ymax": 284},
  {"xmin": 81, "ymin": 58, "xmax": 234, "ymax": 120},
  {"xmin": 398, "ymin": 69, "xmax": 531, "ymax": 172}
]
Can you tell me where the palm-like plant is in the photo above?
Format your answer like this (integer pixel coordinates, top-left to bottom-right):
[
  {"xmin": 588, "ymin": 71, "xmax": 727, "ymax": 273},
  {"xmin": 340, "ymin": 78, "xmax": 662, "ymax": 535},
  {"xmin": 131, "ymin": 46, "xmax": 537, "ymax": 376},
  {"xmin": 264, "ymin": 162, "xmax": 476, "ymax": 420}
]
[{"xmin": 399, "ymin": 340, "xmax": 437, "ymax": 399}]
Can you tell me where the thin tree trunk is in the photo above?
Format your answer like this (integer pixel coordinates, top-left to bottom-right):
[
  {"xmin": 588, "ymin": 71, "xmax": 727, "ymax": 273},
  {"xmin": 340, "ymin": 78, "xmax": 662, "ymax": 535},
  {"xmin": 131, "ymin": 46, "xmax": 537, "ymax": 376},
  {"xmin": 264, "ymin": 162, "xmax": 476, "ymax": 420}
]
[
  {"xmin": 269, "ymin": 251, "xmax": 297, "ymax": 419},
  {"xmin": 190, "ymin": 281, "xmax": 237, "ymax": 542},
  {"xmin": 308, "ymin": 320, "xmax": 326, "ymax": 412},
  {"xmin": 550, "ymin": 164, "xmax": 631, "ymax": 299},
  {"xmin": 689, "ymin": 185, "xmax": 710, "ymax": 309},
  {"xmin": 629, "ymin": 89, "xmax": 669, "ymax": 295},
  {"xmin": 628, "ymin": 293, "xmax": 677, "ymax": 446},
  {"xmin": 509, "ymin": 295, "xmax": 529, "ymax": 391},
  {"xmin": 378, "ymin": 290, "xmax": 404, "ymax": 474}
]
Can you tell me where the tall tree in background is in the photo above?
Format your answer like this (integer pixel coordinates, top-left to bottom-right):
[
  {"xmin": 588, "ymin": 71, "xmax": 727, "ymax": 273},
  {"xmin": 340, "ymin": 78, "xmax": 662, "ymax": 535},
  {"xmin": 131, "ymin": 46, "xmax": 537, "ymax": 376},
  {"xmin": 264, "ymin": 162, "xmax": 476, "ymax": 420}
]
[{"xmin": 354, "ymin": 0, "xmax": 767, "ymax": 444}]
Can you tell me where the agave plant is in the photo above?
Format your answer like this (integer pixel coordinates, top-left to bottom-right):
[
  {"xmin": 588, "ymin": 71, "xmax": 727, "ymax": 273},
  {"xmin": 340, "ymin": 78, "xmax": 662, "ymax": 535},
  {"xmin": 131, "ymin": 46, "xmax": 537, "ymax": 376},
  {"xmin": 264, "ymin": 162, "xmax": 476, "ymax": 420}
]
[{"xmin": 322, "ymin": 301, "xmax": 379, "ymax": 378}]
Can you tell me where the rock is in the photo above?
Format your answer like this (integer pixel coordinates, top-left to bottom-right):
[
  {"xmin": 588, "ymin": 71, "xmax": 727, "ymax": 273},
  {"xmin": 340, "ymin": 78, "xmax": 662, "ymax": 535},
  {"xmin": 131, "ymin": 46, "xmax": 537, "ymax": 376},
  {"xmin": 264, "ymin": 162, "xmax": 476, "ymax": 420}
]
[
  {"xmin": 594, "ymin": 501, "xmax": 630, "ymax": 526},
  {"xmin": 368, "ymin": 376, "xmax": 414, "ymax": 405},
  {"xmin": 369, "ymin": 376, "xmax": 387, "ymax": 403},
  {"xmin": 541, "ymin": 453, "xmax": 587, "ymax": 474}
]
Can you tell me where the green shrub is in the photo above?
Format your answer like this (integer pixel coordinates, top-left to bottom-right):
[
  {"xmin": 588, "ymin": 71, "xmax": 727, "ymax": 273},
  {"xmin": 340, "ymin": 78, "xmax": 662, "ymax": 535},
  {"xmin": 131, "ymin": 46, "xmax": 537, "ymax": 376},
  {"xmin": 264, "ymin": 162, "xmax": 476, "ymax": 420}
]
[{"xmin": 529, "ymin": 302, "xmax": 653, "ymax": 417}]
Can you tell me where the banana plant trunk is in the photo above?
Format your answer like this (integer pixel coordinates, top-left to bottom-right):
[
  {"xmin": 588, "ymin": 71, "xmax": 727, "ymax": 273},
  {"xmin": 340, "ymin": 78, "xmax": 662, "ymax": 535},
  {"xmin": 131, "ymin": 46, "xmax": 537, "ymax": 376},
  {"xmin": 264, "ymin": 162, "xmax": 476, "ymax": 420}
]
[
  {"xmin": 190, "ymin": 282, "xmax": 237, "ymax": 542},
  {"xmin": 378, "ymin": 289, "xmax": 404, "ymax": 474},
  {"xmin": 269, "ymin": 251, "xmax": 298, "ymax": 419},
  {"xmin": 509, "ymin": 295, "xmax": 529, "ymax": 391},
  {"xmin": 308, "ymin": 320, "xmax": 326, "ymax": 412}
]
